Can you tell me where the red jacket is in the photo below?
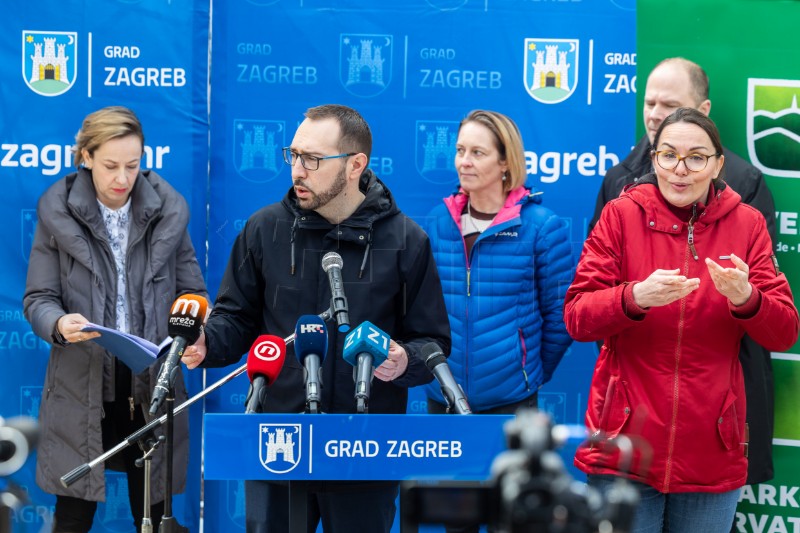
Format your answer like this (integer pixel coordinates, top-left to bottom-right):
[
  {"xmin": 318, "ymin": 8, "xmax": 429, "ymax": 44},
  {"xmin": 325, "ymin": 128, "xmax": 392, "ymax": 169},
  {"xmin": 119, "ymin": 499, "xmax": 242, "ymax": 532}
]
[{"xmin": 565, "ymin": 175, "xmax": 798, "ymax": 493}]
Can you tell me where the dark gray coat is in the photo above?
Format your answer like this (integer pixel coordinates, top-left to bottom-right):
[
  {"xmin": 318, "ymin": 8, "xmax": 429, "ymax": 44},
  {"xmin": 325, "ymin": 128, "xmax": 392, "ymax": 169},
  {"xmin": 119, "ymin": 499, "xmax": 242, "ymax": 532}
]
[{"xmin": 23, "ymin": 168, "xmax": 207, "ymax": 502}]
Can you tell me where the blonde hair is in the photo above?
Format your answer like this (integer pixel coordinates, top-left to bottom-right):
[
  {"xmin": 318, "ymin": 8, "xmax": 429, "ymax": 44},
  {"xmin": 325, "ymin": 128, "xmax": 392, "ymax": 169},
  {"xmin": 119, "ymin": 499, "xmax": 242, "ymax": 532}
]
[
  {"xmin": 459, "ymin": 110, "xmax": 527, "ymax": 192},
  {"xmin": 73, "ymin": 106, "xmax": 144, "ymax": 168}
]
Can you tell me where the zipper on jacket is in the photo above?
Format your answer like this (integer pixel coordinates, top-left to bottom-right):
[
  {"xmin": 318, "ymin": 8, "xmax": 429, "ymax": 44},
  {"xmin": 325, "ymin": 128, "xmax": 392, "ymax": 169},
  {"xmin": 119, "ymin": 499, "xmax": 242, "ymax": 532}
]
[
  {"xmin": 518, "ymin": 329, "xmax": 530, "ymax": 391},
  {"xmin": 687, "ymin": 206, "xmax": 699, "ymax": 261},
  {"xmin": 663, "ymin": 247, "xmax": 691, "ymax": 491},
  {"xmin": 467, "ymin": 267, "xmax": 471, "ymax": 296}
]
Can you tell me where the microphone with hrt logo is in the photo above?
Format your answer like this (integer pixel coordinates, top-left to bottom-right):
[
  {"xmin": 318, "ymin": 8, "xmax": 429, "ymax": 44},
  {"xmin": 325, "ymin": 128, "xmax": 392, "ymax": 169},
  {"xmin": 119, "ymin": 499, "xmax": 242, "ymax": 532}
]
[
  {"xmin": 149, "ymin": 294, "xmax": 208, "ymax": 415},
  {"xmin": 343, "ymin": 321, "xmax": 390, "ymax": 413},
  {"xmin": 294, "ymin": 315, "xmax": 328, "ymax": 414},
  {"xmin": 244, "ymin": 335, "xmax": 286, "ymax": 414}
]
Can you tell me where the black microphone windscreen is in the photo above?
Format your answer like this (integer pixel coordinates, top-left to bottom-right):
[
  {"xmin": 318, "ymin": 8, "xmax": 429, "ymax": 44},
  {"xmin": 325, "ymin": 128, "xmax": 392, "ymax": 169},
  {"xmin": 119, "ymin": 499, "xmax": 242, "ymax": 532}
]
[{"xmin": 420, "ymin": 342, "xmax": 447, "ymax": 370}]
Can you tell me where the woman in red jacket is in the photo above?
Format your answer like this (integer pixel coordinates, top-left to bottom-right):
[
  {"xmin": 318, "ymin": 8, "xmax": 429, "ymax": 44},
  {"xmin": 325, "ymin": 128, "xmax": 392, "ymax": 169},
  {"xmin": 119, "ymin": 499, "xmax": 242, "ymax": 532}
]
[{"xmin": 564, "ymin": 107, "xmax": 798, "ymax": 532}]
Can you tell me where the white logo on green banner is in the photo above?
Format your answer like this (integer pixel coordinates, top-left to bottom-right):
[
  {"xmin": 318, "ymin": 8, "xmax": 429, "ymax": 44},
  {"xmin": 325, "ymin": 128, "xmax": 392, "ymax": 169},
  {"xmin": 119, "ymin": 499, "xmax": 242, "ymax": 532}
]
[{"xmin": 746, "ymin": 78, "xmax": 800, "ymax": 178}]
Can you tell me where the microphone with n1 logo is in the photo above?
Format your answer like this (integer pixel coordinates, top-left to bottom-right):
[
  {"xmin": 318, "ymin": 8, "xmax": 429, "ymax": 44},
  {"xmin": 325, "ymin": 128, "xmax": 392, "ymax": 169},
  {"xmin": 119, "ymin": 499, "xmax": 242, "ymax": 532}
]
[
  {"xmin": 343, "ymin": 321, "xmax": 390, "ymax": 413},
  {"xmin": 321, "ymin": 252, "xmax": 350, "ymax": 333},
  {"xmin": 149, "ymin": 294, "xmax": 209, "ymax": 415},
  {"xmin": 419, "ymin": 342, "xmax": 471, "ymax": 414},
  {"xmin": 294, "ymin": 315, "xmax": 328, "ymax": 414},
  {"xmin": 244, "ymin": 335, "xmax": 287, "ymax": 414}
]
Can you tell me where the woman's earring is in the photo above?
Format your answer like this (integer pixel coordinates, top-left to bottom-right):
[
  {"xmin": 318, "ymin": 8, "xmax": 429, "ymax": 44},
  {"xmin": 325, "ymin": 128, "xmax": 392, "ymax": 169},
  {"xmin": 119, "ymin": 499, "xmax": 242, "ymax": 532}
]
[{"xmin": 502, "ymin": 173, "xmax": 507, "ymax": 182}]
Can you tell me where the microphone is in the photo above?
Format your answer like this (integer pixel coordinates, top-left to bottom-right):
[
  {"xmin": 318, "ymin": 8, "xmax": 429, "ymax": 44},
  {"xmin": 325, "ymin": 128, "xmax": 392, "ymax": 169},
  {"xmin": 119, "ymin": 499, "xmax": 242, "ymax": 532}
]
[
  {"xmin": 343, "ymin": 321, "xmax": 390, "ymax": 413},
  {"xmin": 294, "ymin": 315, "xmax": 328, "ymax": 414},
  {"xmin": 321, "ymin": 252, "xmax": 350, "ymax": 333},
  {"xmin": 244, "ymin": 335, "xmax": 287, "ymax": 414},
  {"xmin": 419, "ymin": 342, "xmax": 471, "ymax": 414},
  {"xmin": 0, "ymin": 416, "xmax": 39, "ymax": 476},
  {"xmin": 149, "ymin": 294, "xmax": 209, "ymax": 415}
]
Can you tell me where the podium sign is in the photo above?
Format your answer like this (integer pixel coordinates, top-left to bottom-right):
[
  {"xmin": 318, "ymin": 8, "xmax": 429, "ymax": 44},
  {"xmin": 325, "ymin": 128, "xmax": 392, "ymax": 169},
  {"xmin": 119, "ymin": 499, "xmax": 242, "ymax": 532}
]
[{"xmin": 204, "ymin": 413, "xmax": 512, "ymax": 481}]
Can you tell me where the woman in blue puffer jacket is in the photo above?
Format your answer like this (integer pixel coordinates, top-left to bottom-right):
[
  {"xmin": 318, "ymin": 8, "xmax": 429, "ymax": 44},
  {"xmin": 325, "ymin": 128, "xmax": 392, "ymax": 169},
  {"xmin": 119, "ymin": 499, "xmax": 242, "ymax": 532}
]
[{"xmin": 422, "ymin": 109, "xmax": 575, "ymax": 416}]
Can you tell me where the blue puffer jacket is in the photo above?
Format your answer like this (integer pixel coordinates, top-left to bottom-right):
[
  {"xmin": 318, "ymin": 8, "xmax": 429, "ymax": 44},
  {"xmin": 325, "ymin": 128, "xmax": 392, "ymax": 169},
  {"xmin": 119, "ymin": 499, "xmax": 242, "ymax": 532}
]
[{"xmin": 422, "ymin": 186, "xmax": 575, "ymax": 412}]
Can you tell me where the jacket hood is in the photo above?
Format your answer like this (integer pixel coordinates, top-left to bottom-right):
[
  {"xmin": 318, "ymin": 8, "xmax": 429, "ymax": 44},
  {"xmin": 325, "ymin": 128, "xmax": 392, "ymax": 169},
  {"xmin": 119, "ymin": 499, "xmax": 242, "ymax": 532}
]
[
  {"xmin": 281, "ymin": 168, "xmax": 400, "ymax": 277},
  {"xmin": 443, "ymin": 185, "xmax": 543, "ymax": 230},
  {"xmin": 623, "ymin": 172, "xmax": 740, "ymax": 231},
  {"xmin": 38, "ymin": 168, "xmax": 188, "ymax": 274}
]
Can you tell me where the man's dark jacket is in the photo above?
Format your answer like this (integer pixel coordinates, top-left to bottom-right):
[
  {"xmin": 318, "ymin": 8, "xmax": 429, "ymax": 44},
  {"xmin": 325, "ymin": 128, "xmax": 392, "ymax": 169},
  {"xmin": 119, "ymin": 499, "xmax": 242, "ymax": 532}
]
[
  {"xmin": 589, "ymin": 135, "xmax": 777, "ymax": 484},
  {"xmin": 203, "ymin": 169, "xmax": 450, "ymax": 415}
]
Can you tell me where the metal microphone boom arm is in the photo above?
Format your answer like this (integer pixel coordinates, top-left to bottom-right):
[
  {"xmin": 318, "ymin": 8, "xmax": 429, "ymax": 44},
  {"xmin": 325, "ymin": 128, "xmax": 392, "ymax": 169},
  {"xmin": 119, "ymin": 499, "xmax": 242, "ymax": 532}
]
[{"xmin": 60, "ymin": 309, "xmax": 332, "ymax": 488}]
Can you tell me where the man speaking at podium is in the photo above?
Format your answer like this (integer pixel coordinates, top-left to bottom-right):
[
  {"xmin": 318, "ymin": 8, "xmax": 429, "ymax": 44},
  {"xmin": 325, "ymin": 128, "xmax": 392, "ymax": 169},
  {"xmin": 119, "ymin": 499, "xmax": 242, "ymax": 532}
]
[{"xmin": 182, "ymin": 104, "xmax": 450, "ymax": 532}]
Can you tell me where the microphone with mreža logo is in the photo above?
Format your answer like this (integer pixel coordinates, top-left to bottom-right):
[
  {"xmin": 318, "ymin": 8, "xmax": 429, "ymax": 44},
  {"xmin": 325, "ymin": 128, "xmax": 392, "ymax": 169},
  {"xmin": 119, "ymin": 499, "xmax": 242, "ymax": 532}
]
[
  {"xmin": 419, "ymin": 342, "xmax": 472, "ymax": 414},
  {"xmin": 149, "ymin": 294, "xmax": 209, "ymax": 415},
  {"xmin": 321, "ymin": 252, "xmax": 350, "ymax": 333},
  {"xmin": 244, "ymin": 335, "xmax": 286, "ymax": 414},
  {"xmin": 294, "ymin": 315, "xmax": 328, "ymax": 414},
  {"xmin": 343, "ymin": 321, "xmax": 390, "ymax": 413}
]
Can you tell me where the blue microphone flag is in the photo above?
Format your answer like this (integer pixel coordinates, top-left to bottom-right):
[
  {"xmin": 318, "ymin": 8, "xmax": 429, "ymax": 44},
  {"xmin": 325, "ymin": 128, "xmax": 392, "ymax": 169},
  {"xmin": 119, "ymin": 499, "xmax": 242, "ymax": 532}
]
[
  {"xmin": 343, "ymin": 321, "xmax": 390, "ymax": 367},
  {"xmin": 294, "ymin": 314, "xmax": 328, "ymax": 363}
]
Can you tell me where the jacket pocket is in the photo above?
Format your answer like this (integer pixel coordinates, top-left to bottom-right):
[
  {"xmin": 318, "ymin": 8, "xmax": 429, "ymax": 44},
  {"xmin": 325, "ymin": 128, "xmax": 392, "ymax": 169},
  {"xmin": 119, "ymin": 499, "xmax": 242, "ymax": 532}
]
[
  {"xmin": 716, "ymin": 389, "xmax": 740, "ymax": 451},
  {"xmin": 598, "ymin": 377, "xmax": 631, "ymax": 438}
]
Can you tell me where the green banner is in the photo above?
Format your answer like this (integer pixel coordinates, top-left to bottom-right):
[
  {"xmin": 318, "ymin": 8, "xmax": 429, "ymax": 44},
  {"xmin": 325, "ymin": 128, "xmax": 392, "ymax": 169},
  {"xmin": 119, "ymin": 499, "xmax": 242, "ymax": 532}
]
[{"xmin": 639, "ymin": 0, "xmax": 800, "ymax": 530}]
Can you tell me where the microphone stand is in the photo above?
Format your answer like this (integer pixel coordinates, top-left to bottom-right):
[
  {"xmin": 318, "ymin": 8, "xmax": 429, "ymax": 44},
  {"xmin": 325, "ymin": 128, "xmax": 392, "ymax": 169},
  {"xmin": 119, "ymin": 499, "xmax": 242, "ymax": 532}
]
[
  {"xmin": 158, "ymin": 387, "xmax": 184, "ymax": 533},
  {"xmin": 136, "ymin": 435, "xmax": 164, "ymax": 533},
  {"xmin": 59, "ymin": 310, "xmax": 331, "ymax": 490}
]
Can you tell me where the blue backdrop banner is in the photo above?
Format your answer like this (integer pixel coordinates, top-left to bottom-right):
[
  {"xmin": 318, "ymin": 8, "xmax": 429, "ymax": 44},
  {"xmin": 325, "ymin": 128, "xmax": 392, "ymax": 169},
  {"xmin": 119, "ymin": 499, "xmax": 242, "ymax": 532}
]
[
  {"xmin": 2, "ymin": 2, "xmax": 209, "ymax": 532},
  {"xmin": 205, "ymin": 0, "xmax": 635, "ymax": 530}
]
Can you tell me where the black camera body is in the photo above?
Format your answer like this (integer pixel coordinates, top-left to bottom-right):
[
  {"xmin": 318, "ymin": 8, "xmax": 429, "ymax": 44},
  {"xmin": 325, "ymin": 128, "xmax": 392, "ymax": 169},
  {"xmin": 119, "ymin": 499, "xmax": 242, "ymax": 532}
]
[{"xmin": 401, "ymin": 409, "xmax": 639, "ymax": 533}]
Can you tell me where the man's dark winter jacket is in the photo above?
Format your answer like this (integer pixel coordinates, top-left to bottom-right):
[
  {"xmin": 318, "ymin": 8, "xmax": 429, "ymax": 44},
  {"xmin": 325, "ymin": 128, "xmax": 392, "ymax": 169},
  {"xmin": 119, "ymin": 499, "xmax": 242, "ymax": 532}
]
[
  {"xmin": 202, "ymin": 169, "xmax": 450, "ymax": 415},
  {"xmin": 589, "ymin": 135, "xmax": 778, "ymax": 484}
]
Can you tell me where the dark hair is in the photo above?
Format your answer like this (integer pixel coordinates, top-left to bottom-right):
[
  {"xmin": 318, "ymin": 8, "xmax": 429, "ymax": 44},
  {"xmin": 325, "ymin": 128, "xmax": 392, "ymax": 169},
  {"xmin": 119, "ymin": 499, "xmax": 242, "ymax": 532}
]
[
  {"xmin": 652, "ymin": 107, "xmax": 724, "ymax": 157},
  {"xmin": 652, "ymin": 57, "xmax": 710, "ymax": 104},
  {"xmin": 73, "ymin": 106, "xmax": 144, "ymax": 168},
  {"xmin": 304, "ymin": 104, "xmax": 372, "ymax": 159},
  {"xmin": 459, "ymin": 110, "xmax": 526, "ymax": 192}
]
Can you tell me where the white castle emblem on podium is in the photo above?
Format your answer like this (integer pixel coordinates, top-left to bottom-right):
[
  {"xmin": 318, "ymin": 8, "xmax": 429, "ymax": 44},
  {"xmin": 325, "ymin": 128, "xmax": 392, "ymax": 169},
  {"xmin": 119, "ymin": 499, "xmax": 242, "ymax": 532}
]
[
  {"xmin": 259, "ymin": 424, "xmax": 301, "ymax": 474},
  {"xmin": 265, "ymin": 427, "xmax": 295, "ymax": 463}
]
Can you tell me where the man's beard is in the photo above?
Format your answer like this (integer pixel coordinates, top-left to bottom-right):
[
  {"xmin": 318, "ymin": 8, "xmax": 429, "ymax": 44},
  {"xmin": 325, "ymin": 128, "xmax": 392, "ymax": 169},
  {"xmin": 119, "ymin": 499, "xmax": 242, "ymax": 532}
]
[{"xmin": 295, "ymin": 167, "xmax": 348, "ymax": 211}]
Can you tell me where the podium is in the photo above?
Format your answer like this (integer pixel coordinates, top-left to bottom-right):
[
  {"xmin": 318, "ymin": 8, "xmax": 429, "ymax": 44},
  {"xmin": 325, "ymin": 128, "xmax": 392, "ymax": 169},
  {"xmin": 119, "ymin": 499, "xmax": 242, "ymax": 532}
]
[
  {"xmin": 204, "ymin": 413, "xmax": 512, "ymax": 480},
  {"xmin": 204, "ymin": 413, "xmax": 513, "ymax": 532}
]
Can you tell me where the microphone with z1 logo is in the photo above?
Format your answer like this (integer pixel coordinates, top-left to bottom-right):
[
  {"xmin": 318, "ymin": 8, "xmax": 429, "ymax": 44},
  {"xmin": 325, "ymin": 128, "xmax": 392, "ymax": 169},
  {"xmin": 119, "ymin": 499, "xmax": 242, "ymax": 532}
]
[
  {"xmin": 343, "ymin": 321, "xmax": 390, "ymax": 413},
  {"xmin": 321, "ymin": 252, "xmax": 350, "ymax": 333},
  {"xmin": 245, "ymin": 335, "xmax": 287, "ymax": 414},
  {"xmin": 419, "ymin": 342, "xmax": 472, "ymax": 414},
  {"xmin": 149, "ymin": 294, "xmax": 209, "ymax": 415},
  {"xmin": 294, "ymin": 315, "xmax": 328, "ymax": 414}
]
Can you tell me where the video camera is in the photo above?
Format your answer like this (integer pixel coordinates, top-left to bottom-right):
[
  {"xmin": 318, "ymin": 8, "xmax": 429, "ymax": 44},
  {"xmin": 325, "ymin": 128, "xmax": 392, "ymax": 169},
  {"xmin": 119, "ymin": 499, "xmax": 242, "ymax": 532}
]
[
  {"xmin": 0, "ymin": 416, "xmax": 38, "ymax": 478},
  {"xmin": 400, "ymin": 409, "xmax": 639, "ymax": 533},
  {"xmin": 1, "ymin": 416, "xmax": 39, "ymax": 533}
]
